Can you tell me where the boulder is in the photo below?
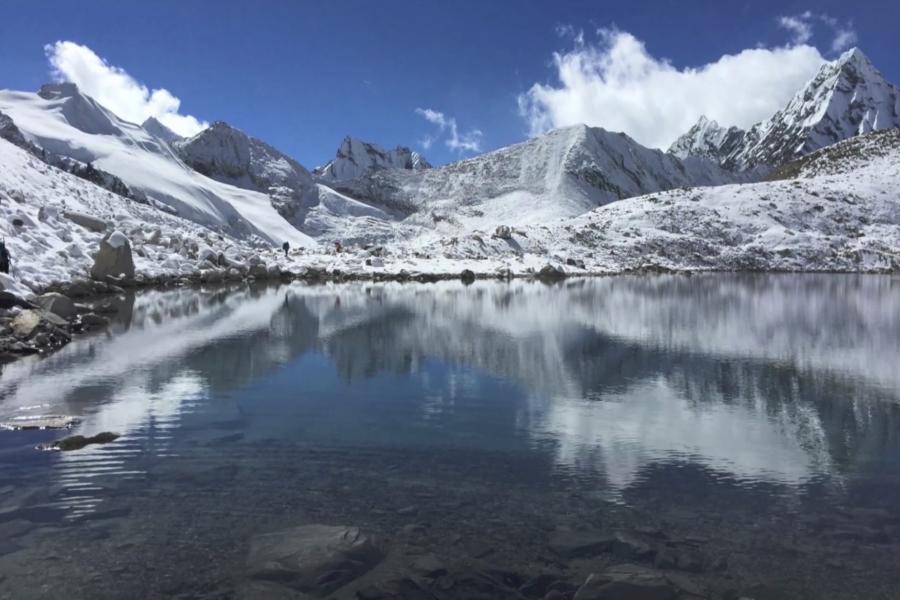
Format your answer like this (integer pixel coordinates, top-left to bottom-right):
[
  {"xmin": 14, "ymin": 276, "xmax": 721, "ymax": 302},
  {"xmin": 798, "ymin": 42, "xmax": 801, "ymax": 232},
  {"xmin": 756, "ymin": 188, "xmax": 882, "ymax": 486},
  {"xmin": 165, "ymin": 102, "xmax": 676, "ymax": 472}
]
[
  {"xmin": 35, "ymin": 293, "xmax": 76, "ymax": 320},
  {"xmin": 494, "ymin": 225, "xmax": 513, "ymax": 240},
  {"xmin": 0, "ymin": 291, "xmax": 33, "ymax": 310},
  {"xmin": 460, "ymin": 269, "xmax": 476, "ymax": 284},
  {"xmin": 247, "ymin": 524, "xmax": 383, "ymax": 596},
  {"xmin": 537, "ymin": 264, "xmax": 566, "ymax": 281},
  {"xmin": 249, "ymin": 264, "xmax": 269, "ymax": 279},
  {"xmin": 90, "ymin": 231, "xmax": 135, "ymax": 282},
  {"xmin": 11, "ymin": 310, "xmax": 43, "ymax": 339},
  {"xmin": 64, "ymin": 211, "xmax": 107, "ymax": 233},
  {"xmin": 200, "ymin": 269, "xmax": 225, "ymax": 284},
  {"xmin": 37, "ymin": 205, "xmax": 59, "ymax": 222},
  {"xmin": 145, "ymin": 229, "xmax": 162, "ymax": 245}
]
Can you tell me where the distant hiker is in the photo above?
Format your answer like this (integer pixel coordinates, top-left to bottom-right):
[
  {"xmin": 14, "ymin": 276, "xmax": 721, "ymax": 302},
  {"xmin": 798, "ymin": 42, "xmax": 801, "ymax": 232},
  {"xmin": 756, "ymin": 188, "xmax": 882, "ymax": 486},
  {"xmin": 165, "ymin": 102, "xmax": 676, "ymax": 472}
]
[
  {"xmin": 0, "ymin": 240, "xmax": 9, "ymax": 274},
  {"xmin": 282, "ymin": 241, "xmax": 290, "ymax": 258},
  {"xmin": 335, "ymin": 241, "xmax": 343, "ymax": 253}
]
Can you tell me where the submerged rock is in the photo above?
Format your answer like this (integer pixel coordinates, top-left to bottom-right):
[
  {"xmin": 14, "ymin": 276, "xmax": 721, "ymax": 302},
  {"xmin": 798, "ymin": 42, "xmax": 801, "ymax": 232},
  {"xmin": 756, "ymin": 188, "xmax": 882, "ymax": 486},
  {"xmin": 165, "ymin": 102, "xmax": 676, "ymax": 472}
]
[
  {"xmin": 246, "ymin": 524, "xmax": 383, "ymax": 596},
  {"xmin": 40, "ymin": 431, "xmax": 120, "ymax": 451},
  {"xmin": 549, "ymin": 528, "xmax": 615, "ymax": 559},
  {"xmin": 574, "ymin": 565, "xmax": 677, "ymax": 600}
]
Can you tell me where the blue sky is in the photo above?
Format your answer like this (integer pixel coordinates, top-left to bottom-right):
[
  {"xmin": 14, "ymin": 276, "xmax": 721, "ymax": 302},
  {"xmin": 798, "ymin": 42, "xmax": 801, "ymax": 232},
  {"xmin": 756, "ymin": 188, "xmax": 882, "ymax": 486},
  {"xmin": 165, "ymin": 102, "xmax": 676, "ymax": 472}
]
[{"xmin": 1, "ymin": 0, "xmax": 897, "ymax": 166}]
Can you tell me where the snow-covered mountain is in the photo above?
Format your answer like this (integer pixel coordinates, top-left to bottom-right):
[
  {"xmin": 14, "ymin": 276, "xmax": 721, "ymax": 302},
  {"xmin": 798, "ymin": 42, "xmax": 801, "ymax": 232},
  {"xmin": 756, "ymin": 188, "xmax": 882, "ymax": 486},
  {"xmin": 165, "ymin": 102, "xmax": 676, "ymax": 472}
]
[
  {"xmin": 667, "ymin": 116, "xmax": 745, "ymax": 163},
  {"xmin": 670, "ymin": 48, "xmax": 900, "ymax": 171},
  {"xmin": 174, "ymin": 121, "xmax": 317, "ymax": 223},
  {"xmin": 313, "ymin": 136, "xmax": 431, "ymax": 182},
  {"xmin": 0, "ymin": 83, "xmax": 312, "ymax": 247},
  {"xmin": 339, "ymin": 124, "xmax": 746, "ymax": 230}
]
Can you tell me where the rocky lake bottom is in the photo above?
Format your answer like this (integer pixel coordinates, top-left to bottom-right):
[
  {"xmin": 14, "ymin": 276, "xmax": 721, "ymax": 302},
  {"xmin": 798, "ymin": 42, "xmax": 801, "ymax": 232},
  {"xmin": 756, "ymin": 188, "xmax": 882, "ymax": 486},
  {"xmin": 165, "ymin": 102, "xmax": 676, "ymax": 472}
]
[{"xmin": 0, "ymin": 275, "xmax": 898, "ymax": 599}]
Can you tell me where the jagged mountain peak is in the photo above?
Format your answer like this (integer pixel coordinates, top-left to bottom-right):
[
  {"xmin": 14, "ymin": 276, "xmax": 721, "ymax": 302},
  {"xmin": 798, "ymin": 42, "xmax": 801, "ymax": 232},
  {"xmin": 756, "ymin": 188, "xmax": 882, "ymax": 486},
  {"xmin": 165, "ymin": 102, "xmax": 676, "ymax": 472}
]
[
  {"xmin": 669, "ymin": 47, "xmax": 900, "ymax": 171},
  {"xmin": 141, "ymin": 117, "xmax": 182, "ymax": 144},
  {"xmin": 314, "ymin": 136, "xmax": 431, "ymax": 182},
  {"xmin": 37, "ymin": 81, "xmax": 81, "ymax": 100},
  {"xmin": 34, "ymin": 81, "xmax": 122, "ymax": 136}
]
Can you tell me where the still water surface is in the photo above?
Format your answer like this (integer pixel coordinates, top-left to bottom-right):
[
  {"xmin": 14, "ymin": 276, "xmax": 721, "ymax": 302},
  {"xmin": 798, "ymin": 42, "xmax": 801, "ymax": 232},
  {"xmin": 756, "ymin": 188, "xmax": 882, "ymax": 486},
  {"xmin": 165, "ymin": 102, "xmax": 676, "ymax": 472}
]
[{"xmin": 0, "ymin": 275, "xmax": 898, "ymax": 598}]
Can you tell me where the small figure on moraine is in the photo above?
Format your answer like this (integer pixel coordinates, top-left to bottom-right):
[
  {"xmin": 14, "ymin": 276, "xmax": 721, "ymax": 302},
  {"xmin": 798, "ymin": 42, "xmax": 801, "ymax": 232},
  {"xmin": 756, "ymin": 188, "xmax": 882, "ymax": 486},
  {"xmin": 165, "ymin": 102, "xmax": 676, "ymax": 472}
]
[{"xmin": 282, "ymin": 241, "xmax": 290, "ymax": 259}]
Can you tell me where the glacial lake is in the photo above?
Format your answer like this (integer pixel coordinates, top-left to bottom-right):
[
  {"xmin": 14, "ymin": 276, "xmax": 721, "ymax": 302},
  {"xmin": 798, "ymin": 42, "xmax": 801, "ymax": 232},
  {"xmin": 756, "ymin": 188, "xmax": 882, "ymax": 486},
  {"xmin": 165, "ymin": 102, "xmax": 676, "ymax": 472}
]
[{"xmin": 0, "ymin": 275, "xmax": 898, "ymax": 599}]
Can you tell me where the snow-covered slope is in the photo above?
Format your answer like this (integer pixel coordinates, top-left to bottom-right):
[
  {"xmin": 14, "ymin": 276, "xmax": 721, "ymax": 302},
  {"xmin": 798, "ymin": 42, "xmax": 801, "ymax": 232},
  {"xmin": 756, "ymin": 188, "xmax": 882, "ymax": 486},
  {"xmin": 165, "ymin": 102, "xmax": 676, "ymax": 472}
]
[
  {"xmin": 0, "ymin": 84, "xmax": 313, "ymax": 247},
  {"xmin": 0, "ymin": 136, "xmax": 233, "ymax": 290},
  {"xmin": 314, "ymin": 136, "xmax": 431, "ymax": 182},
  {"xmin": 516, "ymin": 128, "xmax": 900, "ymax": 272},
  {"xmin": 141, "ymin": 117, "xmax": 182, "ymax": 144},
  {"xmin": 670, "ymin": 48, "xmax": 900, "ymax": 171},
  {"xmin": 339, "ymin": 124, "xmax": 745, "ymax": 232}
]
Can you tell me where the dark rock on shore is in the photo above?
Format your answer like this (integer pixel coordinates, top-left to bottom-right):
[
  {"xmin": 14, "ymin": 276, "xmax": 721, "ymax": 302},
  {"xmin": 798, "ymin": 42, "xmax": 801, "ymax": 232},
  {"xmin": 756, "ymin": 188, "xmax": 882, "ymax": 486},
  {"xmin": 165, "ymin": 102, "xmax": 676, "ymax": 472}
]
[
  {"xmin": 537, "ymin": 264, "xmax": 566, "ymax": 282},
  {"xmin": 0, "ymin": 291, "xmax": 34, "ymax": 310},
  {"xmin": 460, "ymin": 269, "xmax": 476, "ymax": 284},
  {"xmin": 78, "ymin": 313, "xmax": 110, "ymax": 331}
]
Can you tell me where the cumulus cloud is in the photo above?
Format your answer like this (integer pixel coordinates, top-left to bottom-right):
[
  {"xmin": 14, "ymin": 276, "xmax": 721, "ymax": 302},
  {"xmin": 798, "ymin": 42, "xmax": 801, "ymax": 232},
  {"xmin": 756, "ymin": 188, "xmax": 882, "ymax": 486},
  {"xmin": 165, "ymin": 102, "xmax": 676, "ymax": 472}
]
[
  {"xmin": 45, "ymin": 40, "xmax": 207, "ymax": 137},
  {"xmin": 518, "ymin": 28, "xmax": 826, "ymax": 149},
  {"xmin": 415, "ymin": 108, "xmax": 482, "ymax": 154}
]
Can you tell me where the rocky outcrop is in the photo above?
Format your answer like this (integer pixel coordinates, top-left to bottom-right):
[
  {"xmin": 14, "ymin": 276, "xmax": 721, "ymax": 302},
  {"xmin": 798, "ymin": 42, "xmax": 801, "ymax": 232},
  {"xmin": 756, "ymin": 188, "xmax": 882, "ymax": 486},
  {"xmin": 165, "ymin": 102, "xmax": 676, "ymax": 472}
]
[{"xmin": 65, "ymin": 211, "xmax": 108, "ymax": 233}]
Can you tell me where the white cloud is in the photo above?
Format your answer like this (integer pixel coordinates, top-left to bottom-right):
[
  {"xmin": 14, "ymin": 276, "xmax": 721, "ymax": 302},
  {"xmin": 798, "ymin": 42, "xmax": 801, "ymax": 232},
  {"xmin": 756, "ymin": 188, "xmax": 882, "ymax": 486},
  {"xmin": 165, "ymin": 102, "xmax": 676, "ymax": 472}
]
[
  {"xmin": 44, "ymin": 40, "xmax": 207, "ymax": 137},
  {"xmin": 778, "ymin": 12, "xmax": 814, "ymax": 45},
  {"xmin": 518, "ymin": 28, "xmax": 826, "ymax": 149},
  {"xmin": 831, "ymin": 26, "xmax": 858, "ymax": 53},
  {"xmin": 415, "ymin": 108, "xmax": 482, "ymax": 154}
]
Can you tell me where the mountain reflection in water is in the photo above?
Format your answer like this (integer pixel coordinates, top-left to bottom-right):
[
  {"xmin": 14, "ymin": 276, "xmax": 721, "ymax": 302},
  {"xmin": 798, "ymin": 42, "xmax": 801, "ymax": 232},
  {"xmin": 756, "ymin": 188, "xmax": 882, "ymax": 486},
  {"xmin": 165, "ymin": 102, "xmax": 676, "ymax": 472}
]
[{"xmin": 1, "ymin": 274, "xmax": 897, "ymax": 500}]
